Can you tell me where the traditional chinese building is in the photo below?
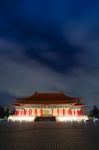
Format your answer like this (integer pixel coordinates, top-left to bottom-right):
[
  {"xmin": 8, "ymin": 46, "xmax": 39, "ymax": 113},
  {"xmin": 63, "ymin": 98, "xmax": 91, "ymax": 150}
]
[{"xmin": 8, "ymin": 92, "xmax": 88, "ymax": 122}]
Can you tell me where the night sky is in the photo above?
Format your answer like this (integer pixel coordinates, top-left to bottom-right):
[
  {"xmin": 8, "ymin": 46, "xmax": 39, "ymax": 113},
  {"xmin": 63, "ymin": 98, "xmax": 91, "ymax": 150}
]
[{"xmin": 0, "ymin": 0, "xmax": 99, "ymax": 105}]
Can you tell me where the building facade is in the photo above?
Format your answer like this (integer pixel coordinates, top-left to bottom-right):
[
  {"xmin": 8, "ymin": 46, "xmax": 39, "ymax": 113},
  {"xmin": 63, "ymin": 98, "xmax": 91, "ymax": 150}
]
[{"xmin": 8, "ymin": 92, "xmax": 88, "ymax": 122}]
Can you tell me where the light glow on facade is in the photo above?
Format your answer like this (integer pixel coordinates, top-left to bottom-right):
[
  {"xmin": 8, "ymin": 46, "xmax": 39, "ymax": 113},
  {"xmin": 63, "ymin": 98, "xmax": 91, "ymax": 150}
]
[
  {"xmin": 56, "ymin": 116, "xmax": 88, "ymax": 122},
  {"xmin": 8, "ymin": 116, "xmax": 36, "ymax": 122},
  {"xmin": 8, "ymin": 92, "xmax": 88, "ymax": 122}
]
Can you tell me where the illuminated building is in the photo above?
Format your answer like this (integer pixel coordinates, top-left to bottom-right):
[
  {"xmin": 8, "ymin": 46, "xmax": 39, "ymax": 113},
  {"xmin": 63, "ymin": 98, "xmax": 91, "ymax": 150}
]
[{"xmin": 8, "ymin": 92, "xmax": 88, "ymax": 122}]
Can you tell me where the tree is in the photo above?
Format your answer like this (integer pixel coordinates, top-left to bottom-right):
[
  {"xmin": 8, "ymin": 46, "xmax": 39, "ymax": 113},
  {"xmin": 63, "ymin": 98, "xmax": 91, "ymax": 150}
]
[
  {"xmin": 0, "ymin": 106, "xmax": 5, "ymax": 119},
  {"xmin": 0, "ymin": 106, "xmax": 10, "ymax": 119},
  {"xmin": 88, "ymin": 110, "xmax": 93, "ymax": 119},
  {"xmin": 92, "ymin": 106, "xmax": 99, "ymax": 118}
]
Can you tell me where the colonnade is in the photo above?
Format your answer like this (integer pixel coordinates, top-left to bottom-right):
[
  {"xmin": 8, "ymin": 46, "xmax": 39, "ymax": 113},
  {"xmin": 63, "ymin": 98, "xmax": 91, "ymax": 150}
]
[{"xmin": 14, "ymin": 108, "xmax": 84, "ymax": 117}]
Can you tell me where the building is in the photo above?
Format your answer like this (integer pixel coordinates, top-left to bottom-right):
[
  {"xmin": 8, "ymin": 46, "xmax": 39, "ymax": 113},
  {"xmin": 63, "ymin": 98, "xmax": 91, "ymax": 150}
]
[{"xmin": 8, "ymin": 92, "xmax": 88, "ymax": 122}]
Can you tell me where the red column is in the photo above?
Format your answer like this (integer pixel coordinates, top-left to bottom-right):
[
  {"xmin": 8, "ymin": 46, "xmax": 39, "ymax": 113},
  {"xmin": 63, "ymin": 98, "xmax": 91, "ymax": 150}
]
[
  {"xmin": 64, "ymin": 109, "xmax": 69, "ymax": 116},
  {"xmin": 15, "ymin": 110, "xmax": 19, "ymax": 115},
  {"xmin": 63, "ymin": 109, "xmax": 64, "ymax": 116},
  {"xmin": 68, "ymin": 109, "xmax": 72, "ymax": 115},
  {"xmin": 52, "ymin": 109, "xmax": 53, "ymax": 116},
  {"xmin": 24, "ymin": 109, "xmax": 27, "ymax": 115},
  {"xmin": 32, "ymin": 109, "xmax": 35, "ymax": 116},
  {"xmin": 71, "ymin": 109, "xmax": 74, "ymax": 116},
  {"xmin": 73, "ymin": 110, "xmax": 75, "ymax": 116},
  {"xmin": 53, "ymin": 109, "xmax": 58, "ymax": 116},
  {"xmin": 21, "ymin": 109, "xmax": 23, "ymax": 115},
  {"xmin": 77, "ymin": 110, "xmax": 82, "ymax": 116},
  {"xmin": 57, "ymin": 109, "xmax": 59, "ymax": 116},
  {"xmin": 29, "ymin": 109, "xmax": 32, "ymax": 116},
  {"xmin": 40, "ymin": 109, "xmax": 42, "ymax": 116},
  {"xmin": 35, "ymin": 109, "xmax": 37, "ymax": 116},
  {"xmin": 18, "ymin": 110, "xmax": 20, "ymax": 115},
  {"xmin": 25, "ymin": 109, "xmax": 29, "ymax": 116}
]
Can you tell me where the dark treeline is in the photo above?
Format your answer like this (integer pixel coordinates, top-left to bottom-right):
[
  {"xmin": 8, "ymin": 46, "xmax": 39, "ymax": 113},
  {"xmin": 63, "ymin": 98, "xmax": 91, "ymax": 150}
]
[
  {"xmin": 88, "ymin": 106, "xmax": 99, "ymax": 119},
  {"xmin": 0, "ymin": 106, "xmax": 9, "ymax": 119},
  {"xmin": 0, "ymin": 106, "xmax": 15, "ymax": 119},
  {"xmin": 0, "ymin": 105, "xmax": 99, "ymax": 120}
]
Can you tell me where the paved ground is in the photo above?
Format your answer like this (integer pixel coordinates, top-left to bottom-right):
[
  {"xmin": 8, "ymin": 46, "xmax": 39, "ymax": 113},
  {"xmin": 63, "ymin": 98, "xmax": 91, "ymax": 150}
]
[{"xmin": 0, "ymin": 121, "xmax": 99, "ymax": 150}]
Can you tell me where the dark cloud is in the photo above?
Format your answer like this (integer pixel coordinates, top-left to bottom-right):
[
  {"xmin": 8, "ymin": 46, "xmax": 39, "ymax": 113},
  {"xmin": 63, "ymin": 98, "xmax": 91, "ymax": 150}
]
[
  {"xmin": 1, "ymin": 16, "xmax": 83, "ymax": 72},
  {"xmin": 0, "ymin": 92, "xmax": 16, "ymax": 105},
  {"xmin": 0, "ymin": 0, "xmax": 99, "ymax": 105}
]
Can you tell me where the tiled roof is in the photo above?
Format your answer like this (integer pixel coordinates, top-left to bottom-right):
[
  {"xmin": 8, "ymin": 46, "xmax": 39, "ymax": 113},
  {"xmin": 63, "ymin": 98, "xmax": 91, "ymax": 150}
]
[{"xmin": 15, "ymin": 92, "xmax": 81, "ymax": 105}]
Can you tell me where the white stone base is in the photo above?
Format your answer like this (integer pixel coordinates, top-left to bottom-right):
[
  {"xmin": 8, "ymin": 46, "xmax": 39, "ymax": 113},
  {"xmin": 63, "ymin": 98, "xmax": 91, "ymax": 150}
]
[
  {"xmin": 8, "ymin": 116, "xmax": 36, "ymax": 122},
  {"xmin": 56, "ymin": 116, "xmax": 88, "ymax": 122},
  {"xmin": 8, "ymin": 115, "xmax": 88, "ymax": 122}
]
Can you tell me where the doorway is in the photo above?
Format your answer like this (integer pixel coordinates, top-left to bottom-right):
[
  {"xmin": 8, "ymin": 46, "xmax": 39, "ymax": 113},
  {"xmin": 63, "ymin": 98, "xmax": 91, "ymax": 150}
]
[{"xmin": 34, "ymin": 116, "xmax": 56, "ymax": 122}]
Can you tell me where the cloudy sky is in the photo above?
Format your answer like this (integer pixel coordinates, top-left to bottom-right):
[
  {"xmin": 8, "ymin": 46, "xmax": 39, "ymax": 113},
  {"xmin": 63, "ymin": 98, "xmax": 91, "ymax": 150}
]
[{"xmin": 0, "ymin": 0, "xmax": 99, "ymax": 105}]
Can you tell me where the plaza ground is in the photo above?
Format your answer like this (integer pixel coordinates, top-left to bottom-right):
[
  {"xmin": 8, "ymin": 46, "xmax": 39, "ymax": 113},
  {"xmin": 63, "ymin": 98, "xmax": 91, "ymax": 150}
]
[{"xmin": 0, "ymin": 121, "xmax": 99, "ymax": 150}]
